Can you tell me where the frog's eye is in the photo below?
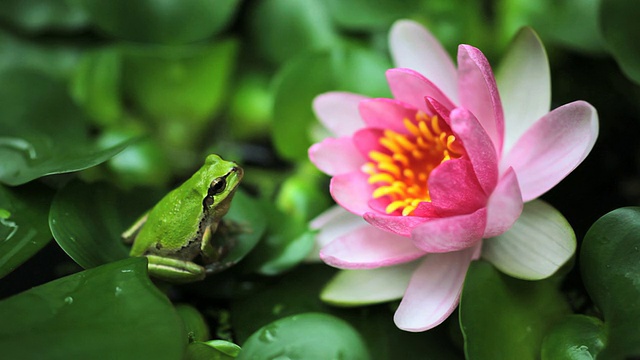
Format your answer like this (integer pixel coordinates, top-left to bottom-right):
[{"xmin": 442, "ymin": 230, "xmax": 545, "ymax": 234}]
[{"xmin": 208, "ymin": 178, "xmax": 227, "ymax": 196}]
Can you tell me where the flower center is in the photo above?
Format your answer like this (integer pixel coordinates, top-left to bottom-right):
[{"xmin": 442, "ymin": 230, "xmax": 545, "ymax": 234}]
[{"xmin": 362, "ymin": 111, "xmax": 465, "ymax": 216}]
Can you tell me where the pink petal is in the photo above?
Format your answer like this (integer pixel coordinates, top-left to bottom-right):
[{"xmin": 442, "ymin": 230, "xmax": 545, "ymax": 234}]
[
  {"xmin": 308, "ymin": 137, "xmax": 365, "ymax": 176},
  {"xmin": 330, "ymin": 171, "xmax": 374, "ymax": 216},
  {"xmin": 411, "ymin": 208, "xmax": 487, "ymax": 253},
  {"xmin": 389, "ymin": 20, "xmax": 459, "ymax": 103},
  {"xmin": 483, "ymin": 167, "xmax": 523, "ymax": 238},
  {"xmin": 364, "ymin": 212, "xmax": 429, "ymax": 237},
  {"xmin": 449, "ymin": 107, "xmax": 499, "ymax": 194},
  {"xmin": 359, "ymin": 98, "xmax": 417, "ymax": 134},
  {"xmin": 320, "ymin": 226, "xmax": 426, "ymax": 269},
  {"xmin": 313, "ymin": 92, "xmax": 368, "ymax": 137},
  {"xmin": 425, "ymin": 97, "xmax": 452, "ymax": 124},
  {"xmin": 428, "ymin": 159, "xmax": 487, "ymax": 216},
  {"xmin": 500, "ymin": 101, "xmax": 599, "ymax": 201},
  {"xmin": 352, "ymin": 128, "xmax": 386, "ymax": 159},
  {"xmin": 393, "ymin": 245, "xmax": 477, "ymax": 332},
  {"xmin": 457, "ymin": 45, "xmax": 504, "ymax": 156},
  {"xmin": 386, "ymin": 68, "xmax": 456, "ymax": 114}
]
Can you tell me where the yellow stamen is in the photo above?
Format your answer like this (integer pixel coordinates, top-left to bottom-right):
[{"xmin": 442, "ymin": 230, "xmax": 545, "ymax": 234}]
[
  {"xmin": 364, "ymin": 110, "xmax": 466, "ymax": 216},
  {"xmin": 404, "ymin": 118, "xmax": 421, "ymax": 137},
  {"xmin": 386, "ymin": 200, "xmax": 408, "ymax": 214},
  {"xmin": 378, "ymin": 161, "xmax": 401, "ymax": 178},
  {"xmin": 368, "ymin": 173, "xmax": 395, "ymax": 184},
  {"xmin": 431, "ymin": 116, "xmax": 441, "ymax": 134}
]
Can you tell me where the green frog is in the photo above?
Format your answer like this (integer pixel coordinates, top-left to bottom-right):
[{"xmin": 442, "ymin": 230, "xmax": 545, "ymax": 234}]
[{"xmin": 123, "ymin": 154, "xmax": 243, "ymax": 283}]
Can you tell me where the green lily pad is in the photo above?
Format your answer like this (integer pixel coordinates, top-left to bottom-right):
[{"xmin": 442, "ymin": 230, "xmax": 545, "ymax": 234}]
[
  {"xmin": 237, "ymin": 312, "xmax": 371, "ymax": 360},
  {"xmin": 240, "ymin": 206, "xmax": 315, "ymax": 276},
  {"xmin": 0, "ymin": 0, "xmax": 89, "ymax": 33},
  {"xmin": 50, "ymin": 180, "xmax": 159, "ymax": 269},
  {"xmin": 70, "ymin": 47, "xmax": 123, "ymax": 126},
  {"xmin": 0, "ymin": 30, "xmax": 81, "ymax": 80},
  {"xmin": 247, "ymin": 0, "xmax": 338, "ymax": 65},
  {"xmin": 498, "ymin": 0, "xmax": 604, "ymax": 53},
  {"xmin": 175, "ymin": 304, "xmax": 210, "ymax": 343},
  {"xmin": 0, "ymin": 257, "xmax": 186, "ymax": 359},
  {"xmin": 459, "ymin": 260, "xmax": 570, "ymax": 359},
  {"xmin": 579, "ymin": 207, "xmax": 640, "ymax": 358},
  {"xmin": 186, "ymin": 340, "xmax": 240, "ymax": 360},
  {"xmin": 272, "ymin": 44, "xmax": 391, "ymax": 161},
  {"xmin": 218, "ymin": 189, "xmax": 267, "ymax": 270},
  {"xmin": 231, "ymin": 264, "xmax": 462, "ymax": 360},
  {"xmin": 322, "ymin": 0, "xmax": 418, "ymax": 30},
  {"xmin": 599, "ymin": 0, "xmax": 640, "ymax": 84},
  {"xmin": 122, "ymin": 40, "xmax": 237, "ymax": 124},
  {"xmin": 0, "ymin": 183, "xmax": 54, "ymax": 278},
  {"xmin": 541, "ymin": 315, "xmax": 605, "ymax": 359},
  {"xmin": 0, "ymin": 68, "xmax": 133, "ymax": 186},
  {"xmin": 81, "ymin": 0, "xmax": 240, "ymax": 44}
]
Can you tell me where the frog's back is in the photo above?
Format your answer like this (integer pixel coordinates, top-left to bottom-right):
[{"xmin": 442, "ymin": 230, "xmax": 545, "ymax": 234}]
[{"xmin": 129, "ymin": 186, "xmax": 205, "ymax": 256}]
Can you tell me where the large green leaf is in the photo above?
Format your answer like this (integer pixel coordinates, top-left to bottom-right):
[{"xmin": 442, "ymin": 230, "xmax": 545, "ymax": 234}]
[
  {"xmin": 497, "ymin": 0, "xmax": 604, "ymax": 53},
  {"xmin": 175, "ymin": 304, "xmax": 211, "ymax": 343},
  {"xmin": 599, "ymin": 0, "xmax": 640, "ymax": 84},
  {"xmin": 579, "ymin": 207, "xmax": 640, "ymax": 358},
  {"xmin": 459, "ymin": 260, "xmax": 570, "ymax": 359},
  {"xmin": 50, "ymin": 180, "xmax": 159, "ymax": 269},
  {"xmin": 70, "ymin": 48, "xmax": 123, "ymax": 126},
  {"xmin": 272, "ymin": 44, "xmax": 391, "ymax": 161},
  {"xmin": 240, "ymin": 206, "xmax": 315, "ymax": 276},
  {"xmin": 237, "ymin": 312, "xmax": 371, "ymax": 360},
  {"xmin": 541, "ymin": 315, "xmax": 605, "ymax": 359},
  {"xmin": 0, "ymin": 30, "xmax": 82, "ymax": 81},
  {"xmin": 123, "ymin": 40, "xmax": 237, "ymax": 121},
  {"xmin": 81, "ymin": 0, "xmax": 240, "ymax": 44},
  {"xmin": 323, "ymin": 0, "xmax": 419, "ymax": 30},
  {"xmin": 0, "ymin": 257, "xmax": 186, "ymax": 359},
  {"xmin": 218, "ymin": 189, "xmax": 267, "ymax": 270},
  {"xmin": 0, "ymin": 0, "xmax": 89, "ymax": 33},
  {"xmin": 0, "ymin": 69, "xmax": 133, "ymax": 186},
  {"xmin": 0, "ymin": 183, "xmax": 54, "ymax": 278},
  {"xmin": 247, "ymin": 0, "xmax": 338, "ymax": 64},
  {"xmin": 186, "ymin": 341, "xmax": 240, "ymax": 360},
  {"xmin": 231, "ymin": 264, "xmax": 463, "ymax": 360}
]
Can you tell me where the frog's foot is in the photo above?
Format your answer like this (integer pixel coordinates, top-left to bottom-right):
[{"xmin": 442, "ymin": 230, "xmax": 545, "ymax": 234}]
[{"xmin": 145, "ymin": 255, "xmax": 206, "ymax": 283}]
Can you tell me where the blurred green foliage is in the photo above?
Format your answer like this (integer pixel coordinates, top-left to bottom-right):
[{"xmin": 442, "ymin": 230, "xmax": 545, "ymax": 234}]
[{"xmin": 0, "ymin": 0, "xmax": 639, "ymax": 359}]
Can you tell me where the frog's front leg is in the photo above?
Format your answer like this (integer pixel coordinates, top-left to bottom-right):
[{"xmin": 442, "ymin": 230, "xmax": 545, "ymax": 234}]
[
  {"xmin": 200, "ymin": 223, "xmax": 231, "ymax": 263},
  {"xmin": 201, "ymin": 220, "xmax": 244, "ymax": 274},
  {"xmin": 145, "ymin": 255, "xmax": 206, "ymax": 283},
  {"xmin": 121, "ymin": 213, "xmax": 149, "ymax": 244}
]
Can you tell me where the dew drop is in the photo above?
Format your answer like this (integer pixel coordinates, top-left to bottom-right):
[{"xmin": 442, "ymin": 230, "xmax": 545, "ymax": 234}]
[
  {"xmin": 115, "ymin": 286, "xmax": 123, "ymax": 296},
  {"xmin": 64, "ymin": 296, "xmax": 73, "ymax": 305},
  {"xmin": 259, "ymin": 325, "xmax": 277, "ymax": 343}
]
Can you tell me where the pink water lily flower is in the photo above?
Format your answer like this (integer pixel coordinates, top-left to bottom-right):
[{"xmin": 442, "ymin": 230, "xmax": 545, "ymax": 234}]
[{"xmin": 308, "ymin": 20, "xmax": 598, "ymax": 332}]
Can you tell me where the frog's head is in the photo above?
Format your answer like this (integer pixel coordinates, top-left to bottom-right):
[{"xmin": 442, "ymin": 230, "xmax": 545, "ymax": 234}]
[{"xmin": 200, "ymin": 154, "xmax": 244, "ymax": 215}]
